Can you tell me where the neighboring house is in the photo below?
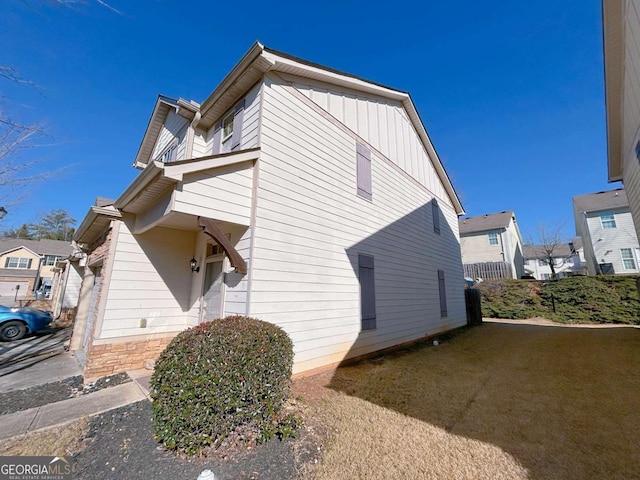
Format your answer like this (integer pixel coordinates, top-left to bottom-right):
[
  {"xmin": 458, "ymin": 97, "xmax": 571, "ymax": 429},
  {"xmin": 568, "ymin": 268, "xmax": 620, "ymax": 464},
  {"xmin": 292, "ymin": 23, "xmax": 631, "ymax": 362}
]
[
  {"xmin": 0, "ymin": 238, "xmax": 74, "ymax": 302},
  {"xmin": 522, "ymin": 243, "xmax": 583, "ymax": 280},
  {"xmin": 70, "ymin": 43, "xmax": 467, "ymax": 380},
  {"xmin": 602, "ymin": 0, "xmax": 640, "ymax": 242},
  {"xmin": 459, "ymin": 211, "xmax": 524, "ymax": 280},
  {"xmin": 573, "ymin": 188, "xmax": 640, "ymax": 275}
]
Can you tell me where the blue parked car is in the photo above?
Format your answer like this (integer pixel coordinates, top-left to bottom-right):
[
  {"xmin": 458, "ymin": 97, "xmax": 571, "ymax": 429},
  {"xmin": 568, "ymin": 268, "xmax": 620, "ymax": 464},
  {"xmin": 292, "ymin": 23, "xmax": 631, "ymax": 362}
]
[{"xmin": 0, "ymin": 305, "xmax": 53, "ymax": 341}]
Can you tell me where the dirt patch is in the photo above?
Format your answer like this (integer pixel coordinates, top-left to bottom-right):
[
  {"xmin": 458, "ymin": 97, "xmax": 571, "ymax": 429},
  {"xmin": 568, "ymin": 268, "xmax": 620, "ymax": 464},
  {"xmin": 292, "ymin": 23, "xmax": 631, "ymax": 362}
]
[{"xmin": 0, "ymin": 418, "xmax": 89, "ymax": 456}]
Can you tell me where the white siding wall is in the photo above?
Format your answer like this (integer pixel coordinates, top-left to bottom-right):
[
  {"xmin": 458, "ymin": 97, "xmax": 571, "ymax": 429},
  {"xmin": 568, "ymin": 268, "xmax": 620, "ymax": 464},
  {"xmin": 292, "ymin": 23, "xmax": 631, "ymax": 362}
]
[
  {"xmin": 172, "ymin": 162, "xmax": 253, "ymax": 226},
  {"xmin": 253, "ymin": 75, "xmax": 465, "ymax": 374},
  {"xmin": 280, "ymin": 73, "xmax": 447, "ymax": 199},
  {"xmin": 151, "ymin": 110, "xmax": 189, "ymax": 161},
  {"xmin": 199, "ymin": 83, "xmax": 262, "ymax": 157},
  {"xmin": 585, "ymin": 209, "xmax": 640, "ymax": 274},
  {"xmin": 460, "ymin": 231, "xmax": 504, "ymax": 263},
  {"xmin": 623, "ymin": 0, "xmax": 640, "ymax": 240},
  {"xmin": 97, "ymin": 221, "xmax": 198, "ymax": 339},
  {"xmin": 62, "ymin": 263, "xmax": 83, "ymax": 308}
]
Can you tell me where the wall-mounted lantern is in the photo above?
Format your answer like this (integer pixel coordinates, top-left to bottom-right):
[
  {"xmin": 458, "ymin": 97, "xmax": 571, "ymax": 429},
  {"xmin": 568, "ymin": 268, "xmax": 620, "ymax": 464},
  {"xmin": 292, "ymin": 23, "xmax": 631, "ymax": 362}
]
[{"xmin": 190, "ymin": 257, "xmax": 200, "ymax": 273}]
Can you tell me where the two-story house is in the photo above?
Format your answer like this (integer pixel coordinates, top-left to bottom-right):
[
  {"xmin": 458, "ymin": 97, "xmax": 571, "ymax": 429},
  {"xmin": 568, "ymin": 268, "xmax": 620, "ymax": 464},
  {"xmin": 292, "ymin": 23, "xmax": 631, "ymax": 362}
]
[
  {"xmin": 0, "ymin": 238, "xmax": 74, "ymax": 301},
  {"xmin": 71, "ymin": 43, "xmax": 467, "ymax": 380},
  {"xmin": 522, "ymin": 243, "xmax": 583, "ymax": 280},
  {"xmin": 573, "ymin": 188, "xmax": 640, "ymax": 275},
  {"xmin": 602, "ymin": 0, "xmax": 640, "ymax": 242},
  {"xmin": 459, "ymin": 211, "xmax": 524, "ymax": 280}
]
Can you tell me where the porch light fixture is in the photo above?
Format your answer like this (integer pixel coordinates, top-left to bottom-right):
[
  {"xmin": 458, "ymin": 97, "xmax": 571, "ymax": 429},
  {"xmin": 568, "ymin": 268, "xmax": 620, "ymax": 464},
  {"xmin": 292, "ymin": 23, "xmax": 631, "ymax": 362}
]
[
  {"xmin": 190, "ymin": 257, "xmax": 200, "ymax": 273},
  {"xmin": 0, "ymin": 207, "xmax": 7, "ymax": 219}
]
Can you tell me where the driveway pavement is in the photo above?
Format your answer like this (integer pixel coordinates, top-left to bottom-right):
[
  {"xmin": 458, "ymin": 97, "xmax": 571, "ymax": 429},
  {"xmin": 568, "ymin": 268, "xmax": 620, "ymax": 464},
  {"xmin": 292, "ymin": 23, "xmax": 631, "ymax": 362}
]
[{"xmin": 0, "ymin": 326, "xmax": 81, "ymax": 393}]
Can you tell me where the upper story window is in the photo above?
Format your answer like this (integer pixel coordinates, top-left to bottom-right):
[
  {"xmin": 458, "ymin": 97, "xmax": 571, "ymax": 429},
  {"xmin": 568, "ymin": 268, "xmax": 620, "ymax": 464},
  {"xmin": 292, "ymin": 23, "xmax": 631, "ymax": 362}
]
[
  {"xmin": 524, "ymin": 259, "xmax": 530, "ymax": 265},
  {"xmin": 621, "ymin": 248, "xmax": 637, "ymax": 270},
  {"xmin": 488, "ymin": 231, "xmax": 499, "ymax": 245},
  {"xmin": 5, "ymin": 257, "xmax": 32, "ymax": 269},
  {"xmin": 212, "ymin": 99, "xmax": 245, "ymax": 155},
  {"xmin": 43, "ymin": 255, "xmax": 60, "ymax": 266},
  {"xmin": 600, "ymin": 212, "xmax": 616, "ymax": 229},
  {"xmin": 538, "ymin": 258, "xmax": 549, "ymax": 266}
]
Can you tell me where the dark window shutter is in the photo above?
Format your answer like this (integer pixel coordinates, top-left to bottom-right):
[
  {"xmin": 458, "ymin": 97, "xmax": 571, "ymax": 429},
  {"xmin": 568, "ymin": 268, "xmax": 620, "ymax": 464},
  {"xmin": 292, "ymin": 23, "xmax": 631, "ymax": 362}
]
[
  {"xmin": 359, "ymin": 254, "xmax": 376, "ymax": 330},
  {"xmin": 4, "ymin": 257, "xmax": 9, "ymax": 268},
  {"xmin": 211, "ymin": 121, "xmax": 222, "ymax": 155},
  {"xmin": 438, "ymin": 269, "xmax": 447, "ymax": 317},
  {"xmin": 27, "ymin": 258, "xmax": 32, "ymax": 269},
  {"xmin": 356, "ymin": 143, "xmax": 372, "ymax": 200},
  {"xmin": 231, "ymin": 99, "xmax": 245, "ymax": 151},
  {"xmin": 432, "ymin": 199, "xmax": 441, "ymax": 234}
]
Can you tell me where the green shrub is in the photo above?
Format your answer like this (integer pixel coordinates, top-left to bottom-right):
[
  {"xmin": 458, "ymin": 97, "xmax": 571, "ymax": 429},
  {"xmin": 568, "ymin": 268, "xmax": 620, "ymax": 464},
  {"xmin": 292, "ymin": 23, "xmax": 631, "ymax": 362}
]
[
  {"xmin": 478, "ymin": 276, "xmax": 640, "ymax": 324},
  {"xmin": 151, "ymin": 315, "xmax": 296, "ymax": 455}
]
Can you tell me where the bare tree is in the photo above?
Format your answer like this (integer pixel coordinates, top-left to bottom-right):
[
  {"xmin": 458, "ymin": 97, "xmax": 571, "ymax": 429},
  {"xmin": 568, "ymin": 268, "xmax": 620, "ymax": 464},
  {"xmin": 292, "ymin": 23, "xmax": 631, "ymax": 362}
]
[{"xmin": 527, "ymin": 224, "xmax": 571, "ymax": 281}]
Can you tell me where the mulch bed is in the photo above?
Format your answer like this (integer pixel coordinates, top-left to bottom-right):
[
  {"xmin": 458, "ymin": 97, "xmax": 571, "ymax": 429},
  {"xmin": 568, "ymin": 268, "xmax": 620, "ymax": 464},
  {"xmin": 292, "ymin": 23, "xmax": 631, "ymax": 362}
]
[
  {"xmin": 0, "ymin": 373, "xmax": 131, "ymax": 416},
  {"xmin": 72, "ymin": 400, "xmax": 320, "ymax": 480}
]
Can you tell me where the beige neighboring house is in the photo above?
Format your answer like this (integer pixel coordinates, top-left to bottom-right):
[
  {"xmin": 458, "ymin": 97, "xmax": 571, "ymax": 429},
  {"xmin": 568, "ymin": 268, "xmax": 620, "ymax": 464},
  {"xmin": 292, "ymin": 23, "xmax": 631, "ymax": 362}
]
[
  {"xmin": 459, "ymin": 211, "xmax": 524, "ymax": 280},
  {"xmin": 573, "ymin": 188, "xmax": 640, "ymax": 275},
  {"xmin": 71, "ymin": 43, "xmax": 467, "ymax": 380},
  {"xmin": 603, "ymin": 0, "xmax": 640, "ymax": 241},
  {"xmin": 0, "ymin": 238, "xmax": 74, "ymax": 302}
]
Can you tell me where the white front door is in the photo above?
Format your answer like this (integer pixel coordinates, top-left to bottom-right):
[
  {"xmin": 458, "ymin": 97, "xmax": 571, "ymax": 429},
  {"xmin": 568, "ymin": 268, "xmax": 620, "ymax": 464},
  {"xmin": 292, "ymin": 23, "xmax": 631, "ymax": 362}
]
[{"xmin": 201, "ymin": 260, "xmax": 224, "ymax": 322}]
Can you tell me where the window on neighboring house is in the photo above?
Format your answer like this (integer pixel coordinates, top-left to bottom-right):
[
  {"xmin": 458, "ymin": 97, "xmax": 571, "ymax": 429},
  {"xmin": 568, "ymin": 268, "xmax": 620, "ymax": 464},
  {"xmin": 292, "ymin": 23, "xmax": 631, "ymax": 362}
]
[
  {"xmin": 4, "ymin": 257, "xmax": 32, "ymax": 269},
  {"xmin": 538, "ymin": 259, "xmax": 548, "ymax": 266},
  {"xmin": 212, "ymin": 99, "xmax": 246, "ymax": 155},
  {"xmin": 356, "ymin": 143, "xmax": 372, "ymax": 200},
  {"xmin": 600, "ymin": 212, "xmax": 616, "ymax": 229},
  {"xmin": 488, "ymin": 231, "xmax": 499, "ymax": 245},
  {"xmin": 541, "ymin": 273, "xmax": 552, "ymax": 280},
  {"xmin": 621, "ymin": 248, "xmax": 637, "ymax": 270},
  {"xmin": 43, "ymin": 255, "xmax": 59, "ymax": 266},
  {"xmin": 358, "ymin": 254, "xmax": 376, "ymax": 330},
  {"xmin": 524, "ymin": 259, "xmax": 530, "ymax": 265},
  {"xmin": 438, "ymin": 270, "xmax": 447, "ymax": 317},
  {"xmin": 432, "ymin": 199, "xmax": 441, "ymax": 234}
]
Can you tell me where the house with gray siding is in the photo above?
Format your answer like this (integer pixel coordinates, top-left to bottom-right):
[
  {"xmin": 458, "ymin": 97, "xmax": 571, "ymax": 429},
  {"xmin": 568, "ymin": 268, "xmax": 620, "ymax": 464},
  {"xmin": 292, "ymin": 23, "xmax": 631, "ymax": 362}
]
[
  {"xmin": 603, "ymin": 0, "xmax": 640, "ymax": 242},
  {"xmin": 459, "ymin": 211, "xmax": 524, "ymax": 280},
  {"xmin": 71, "ymin": 43, "xmax": 466, "ymax": 379},
  {"xmin": 573, "ymin": 188, "xmax": 640, "ymax": 275}
]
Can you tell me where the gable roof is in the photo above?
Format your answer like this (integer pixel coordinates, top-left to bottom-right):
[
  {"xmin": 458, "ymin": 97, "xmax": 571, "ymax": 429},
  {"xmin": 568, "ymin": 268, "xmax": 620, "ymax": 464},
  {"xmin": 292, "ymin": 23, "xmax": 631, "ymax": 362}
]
[
  {"xmin": 133, "ymin": 42, "xmax": 464, "ymax": 215},
  {"xmin": 572, "ymin": 188, "xmax": 629, "ymax": 213},
  {"xmin": 0, "ymin": 238, "xmax": 73, "ymax": 257},
  {"xmin": 458, "ymin": 211, "xmax": 515, "ymax": 235},
  {"xmin": 523, "ymin": 244, "xmax": 574, "ymax": 259}
]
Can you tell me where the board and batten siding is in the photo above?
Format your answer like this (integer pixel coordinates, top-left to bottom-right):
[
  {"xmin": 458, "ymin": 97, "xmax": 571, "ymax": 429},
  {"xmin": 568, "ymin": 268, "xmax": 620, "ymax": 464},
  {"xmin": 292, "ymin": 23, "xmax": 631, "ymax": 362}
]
[
  {"xmin": 251, "ymin": 74, "xmax": 465, "ymax": 374},
  {"xmin": 623, "ymin": 0, "xmax": 640, "ymax": 239},
  {"xmin": 151, "ymin": 110, "xmax": 189, "ymax": 161},
  {"xmin": 278, "ymin": 72, "xmax": 447, "ymax": 201},
  {"xmin": 63, "ymin": 263, "xmax": 83, "ymax": 308},
  {"xmin": 585, "ymin": 209, "xmax": 640, "ymax": 274},
  {"xmin": 97, "ymin": 222, "xmax": 199, "ymax": 339},
  {"xmin": 222, "ymin": 227, "xmax": 251, "ymax": 317},
  {"xmin": 172, "ymin": 162, "xmax": 254, "ymax": 226},
  {"xmin": 193, "ymin": 83, "xmax": 262, "ymax": 158}
]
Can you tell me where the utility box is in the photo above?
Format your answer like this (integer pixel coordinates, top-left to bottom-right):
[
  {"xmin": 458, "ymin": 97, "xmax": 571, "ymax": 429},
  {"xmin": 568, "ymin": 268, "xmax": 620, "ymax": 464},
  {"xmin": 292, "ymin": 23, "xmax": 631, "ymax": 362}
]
[{"xmin": 465, "ymin": 287, "xmax": 482, "ymax": 326}]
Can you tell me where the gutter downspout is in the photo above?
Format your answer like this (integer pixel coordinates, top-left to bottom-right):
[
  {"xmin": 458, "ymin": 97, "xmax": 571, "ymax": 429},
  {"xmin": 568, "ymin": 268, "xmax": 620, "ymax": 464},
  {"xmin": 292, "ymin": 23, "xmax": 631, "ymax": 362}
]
[{"xmin": 185, "ymin": 110, "xmax": 202, "ymax": 159}]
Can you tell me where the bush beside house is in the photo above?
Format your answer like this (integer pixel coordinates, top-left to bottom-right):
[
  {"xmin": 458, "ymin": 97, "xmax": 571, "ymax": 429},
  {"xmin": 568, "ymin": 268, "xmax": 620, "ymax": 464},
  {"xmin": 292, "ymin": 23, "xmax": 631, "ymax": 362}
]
[
  {"xmin": 479, "ymin": 276, "xmax": 640, "ymax": 324},
  {"xmin": 150, "ymin": 316, "xmax": 298, "ymax": 455}
]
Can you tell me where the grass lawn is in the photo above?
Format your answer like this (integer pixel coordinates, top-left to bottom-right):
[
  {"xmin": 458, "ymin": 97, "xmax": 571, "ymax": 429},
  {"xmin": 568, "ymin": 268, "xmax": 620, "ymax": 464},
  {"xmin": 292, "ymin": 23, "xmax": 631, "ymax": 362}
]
[{"xmin": 296, "ymin": 321, "xmax": 640, "ymax": 480}]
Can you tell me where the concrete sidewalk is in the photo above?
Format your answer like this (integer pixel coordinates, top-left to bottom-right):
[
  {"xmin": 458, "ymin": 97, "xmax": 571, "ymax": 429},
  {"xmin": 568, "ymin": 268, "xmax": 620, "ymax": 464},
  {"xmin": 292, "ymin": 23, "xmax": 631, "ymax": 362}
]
[{"xmin": 0, "ymin": 380, "xmax": 149, "ymax": 441}]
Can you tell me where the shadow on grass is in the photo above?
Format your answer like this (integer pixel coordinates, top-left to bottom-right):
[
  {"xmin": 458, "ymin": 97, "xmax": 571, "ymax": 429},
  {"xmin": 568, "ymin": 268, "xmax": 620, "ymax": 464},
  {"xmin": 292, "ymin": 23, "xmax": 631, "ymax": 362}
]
[{"xmin": 327, "ymin": 321, "xmax": 640, "ymax": 479}]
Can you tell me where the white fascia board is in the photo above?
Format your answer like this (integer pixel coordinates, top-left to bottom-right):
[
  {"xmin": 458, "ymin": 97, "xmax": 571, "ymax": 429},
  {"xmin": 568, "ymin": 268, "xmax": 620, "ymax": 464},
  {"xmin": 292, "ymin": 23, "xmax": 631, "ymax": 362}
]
[
  {"xmin": 73, "ymin": 205, "xmax": 122, "ymax": 243},
  {"xmin": 163, "ymin": 149, "xmax": 260, "ymax": 181},
  {"xmin": 0, "ymin": 245, "xmax": 40, "ymax": 257},
  {"xmin": 114, "ymin": 161, "xmax": 165, "ymax": 210}
]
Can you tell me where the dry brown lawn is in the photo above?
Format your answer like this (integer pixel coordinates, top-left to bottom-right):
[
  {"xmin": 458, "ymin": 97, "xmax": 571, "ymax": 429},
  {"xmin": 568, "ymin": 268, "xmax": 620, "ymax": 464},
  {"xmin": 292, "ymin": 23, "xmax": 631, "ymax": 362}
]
[
  {"xmin": 0, "ymin": 419, "xmax": 88, "ymax": 456},
  {"xmin": 295, "ymin": 321, "xmax": 640, "ymax": 480}
]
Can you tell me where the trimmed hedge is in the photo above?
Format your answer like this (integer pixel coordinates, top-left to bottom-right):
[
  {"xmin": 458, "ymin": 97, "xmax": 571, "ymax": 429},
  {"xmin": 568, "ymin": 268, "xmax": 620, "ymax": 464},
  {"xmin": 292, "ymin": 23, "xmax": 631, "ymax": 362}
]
[
  {"xmin": 151, "ymin": 315, "xmax": 297, "ymax": 455},
  {"xmin": 478, "ymin": 276, "xmax": 640, "ymax": 324}
]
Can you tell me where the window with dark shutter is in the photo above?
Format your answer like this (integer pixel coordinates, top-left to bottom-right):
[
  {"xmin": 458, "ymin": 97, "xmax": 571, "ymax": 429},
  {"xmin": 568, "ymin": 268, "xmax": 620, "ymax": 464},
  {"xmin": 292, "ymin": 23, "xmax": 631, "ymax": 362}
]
[
  {"xmin": 356, "ymin": 143, "xmax": 372, "ymax": 200},
  {"xmin": 438, "ymin": 269, "xmax": 447, "ymax": 317},
  {"xmin": 432, "ymin": 199, "xmax": 441, "ymax": 234},
  {"xmin": 211, "ymin": 121, "xmax": 222, "ymax": 155},
  {"xmin": 231, "ymin": 99, "xmax": 245, "ymax": 151},
  {"xmin": 358, "ymin": 254, "xmax": 376, "ymax": 330}
]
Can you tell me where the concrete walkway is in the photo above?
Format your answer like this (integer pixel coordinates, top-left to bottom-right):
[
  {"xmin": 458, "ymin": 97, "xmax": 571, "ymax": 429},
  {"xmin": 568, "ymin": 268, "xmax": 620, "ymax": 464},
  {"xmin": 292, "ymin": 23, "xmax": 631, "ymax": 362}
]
[{"xmin": 0, "ymin": 380, "xmax": 149, "ymax": 441}]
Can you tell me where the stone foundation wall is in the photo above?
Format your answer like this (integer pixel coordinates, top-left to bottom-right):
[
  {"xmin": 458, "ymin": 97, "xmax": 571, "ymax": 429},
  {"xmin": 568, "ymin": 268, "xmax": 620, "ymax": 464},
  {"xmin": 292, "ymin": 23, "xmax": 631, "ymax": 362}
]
[{"xmin": 83, "ymin": 335, "xmax": 175, "ymax": 381}]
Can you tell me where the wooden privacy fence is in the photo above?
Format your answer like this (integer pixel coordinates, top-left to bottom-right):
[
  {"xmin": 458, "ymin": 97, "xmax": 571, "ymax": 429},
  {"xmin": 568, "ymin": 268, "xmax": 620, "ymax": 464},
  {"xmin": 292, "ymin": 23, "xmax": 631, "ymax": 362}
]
[{"xmin": 463, "ymin": 261, "xmax": 513, "ymax": 280}]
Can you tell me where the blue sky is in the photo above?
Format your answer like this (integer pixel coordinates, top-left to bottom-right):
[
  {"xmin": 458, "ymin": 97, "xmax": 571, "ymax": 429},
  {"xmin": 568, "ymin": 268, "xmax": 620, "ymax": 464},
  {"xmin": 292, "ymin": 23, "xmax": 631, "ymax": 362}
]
[{"xmin": 0, "ymin": 0, "xmax": 611, "ymax": 242}]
